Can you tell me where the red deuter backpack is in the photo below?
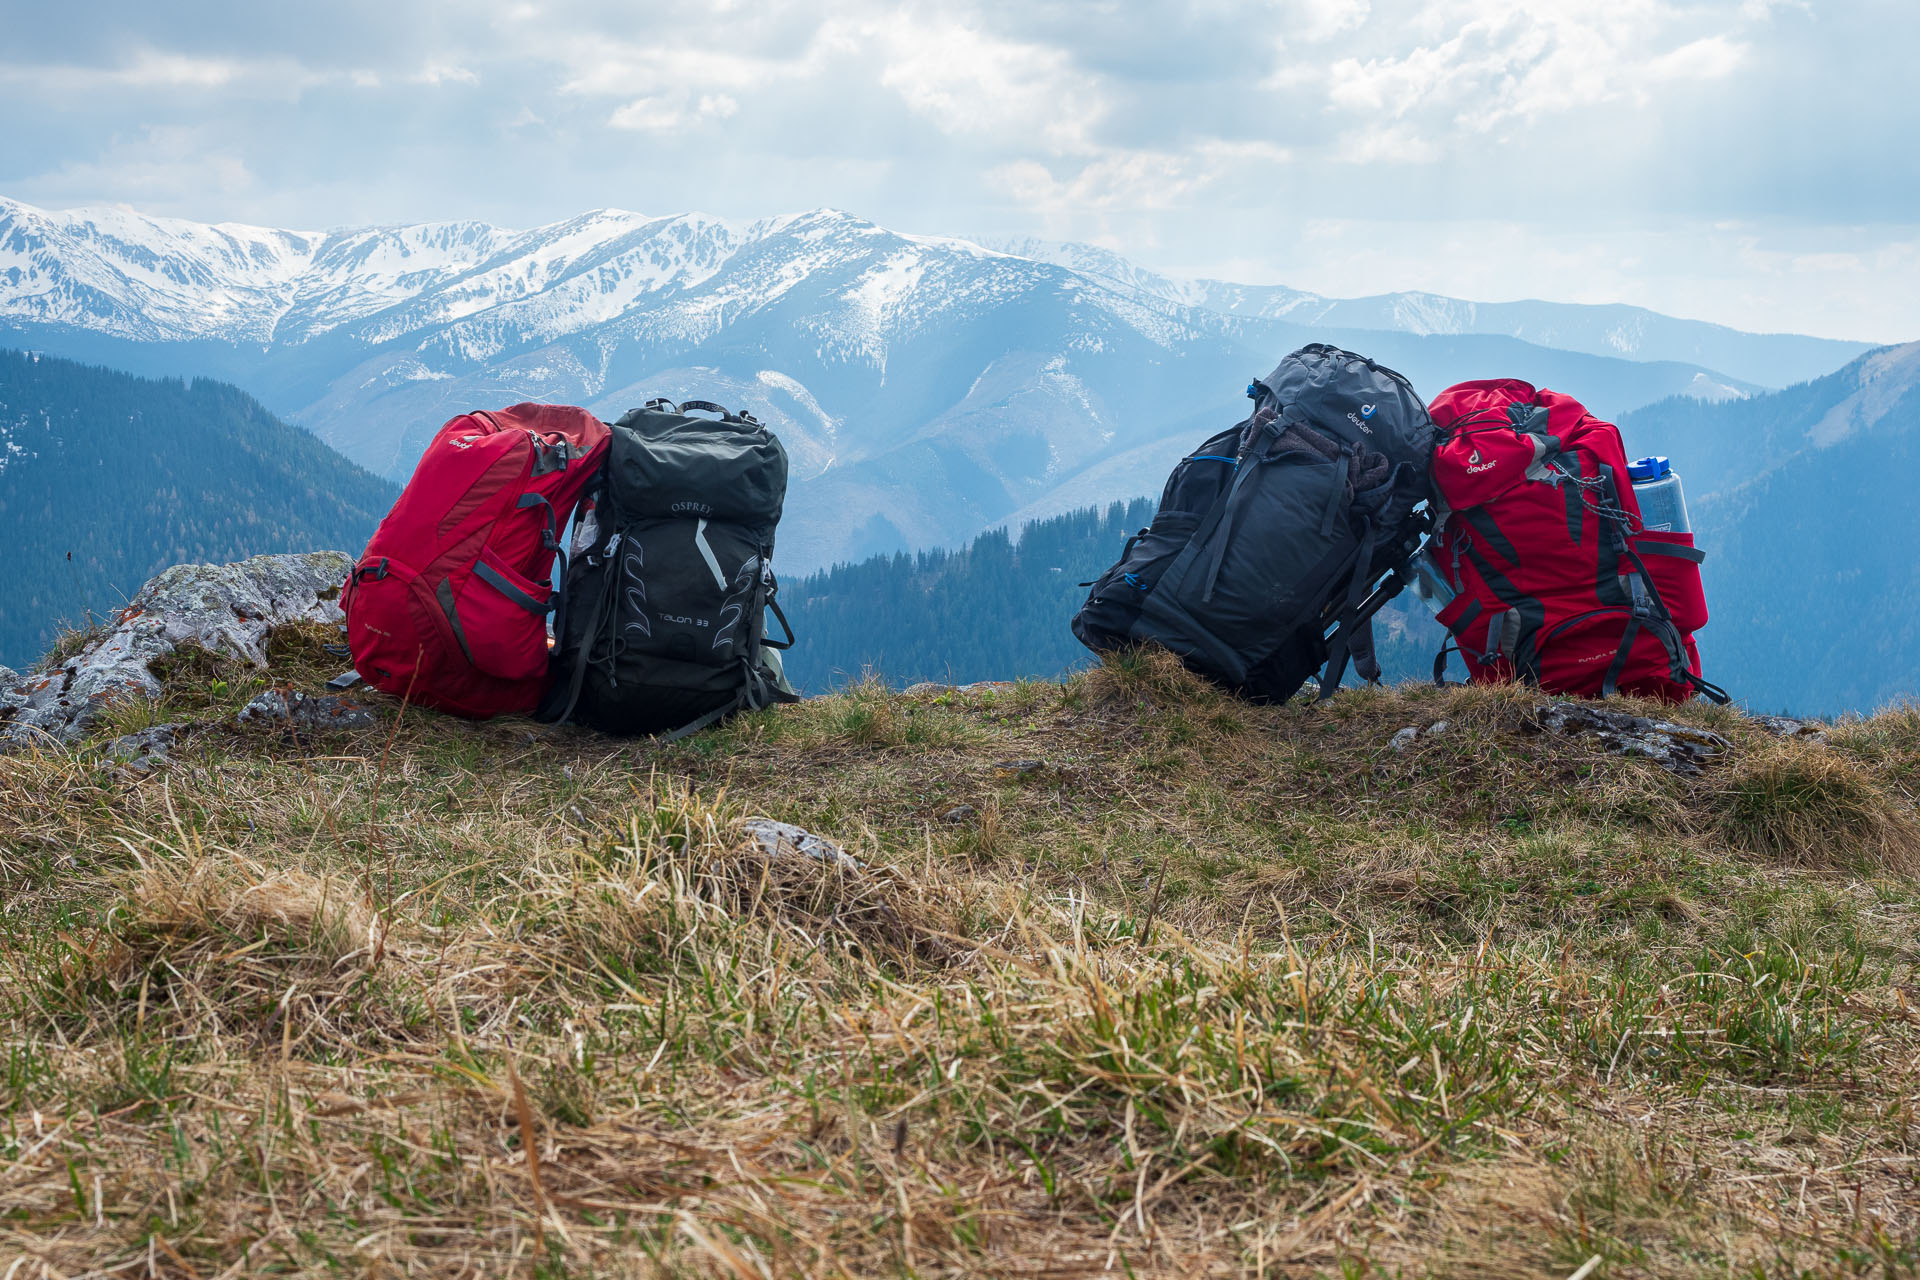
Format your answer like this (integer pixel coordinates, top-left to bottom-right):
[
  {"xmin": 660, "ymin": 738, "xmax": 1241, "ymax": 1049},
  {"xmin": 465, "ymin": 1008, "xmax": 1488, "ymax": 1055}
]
[
  {"xmin": 342, "ymin": 404, "xmax": 610, "ymax": 718},
  {"xmin": 1427, "ymin": 380, "xmax": 1727, "ymax": 704}
]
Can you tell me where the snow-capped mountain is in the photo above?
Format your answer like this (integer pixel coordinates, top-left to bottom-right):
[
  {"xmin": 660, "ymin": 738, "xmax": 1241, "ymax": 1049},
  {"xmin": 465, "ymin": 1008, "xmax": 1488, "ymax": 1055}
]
[
  {"xmin": 983, "ymin": 234, "xmax": 1867, "ymax": 390},
  {"xmin": 0, "ymin": 196, "xmax": 1869, "ymax": 572}
]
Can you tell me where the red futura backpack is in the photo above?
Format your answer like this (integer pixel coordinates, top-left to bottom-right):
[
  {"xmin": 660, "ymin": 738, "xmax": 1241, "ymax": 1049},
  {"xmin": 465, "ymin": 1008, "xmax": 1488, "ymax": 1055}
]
[
  {"xmin": 1427, "ymin": 380, "xmax": 1728, "ymax": 704},
  {"xmin": 342, "ymin": 404, "xmax": 611, "ymax": 718}
]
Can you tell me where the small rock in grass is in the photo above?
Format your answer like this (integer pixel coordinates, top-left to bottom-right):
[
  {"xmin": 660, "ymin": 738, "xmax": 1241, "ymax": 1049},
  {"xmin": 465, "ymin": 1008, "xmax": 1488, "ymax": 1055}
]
[
  {"xmin": 1426, "ymin": 720, "xmax": 1452, "ymax": 737},
  {"xmin": 741, "ymin": 818, "xmax": 863, "ymax": 872},
  {"xmin": 939, "ymin": 804, "xmax": 978, "ymax": 824},
  {"xmin": 106, "ymin": 722, "xmax": 187, "ymax": 773},
  {"xmin": 1750, "ymin": 714, "xmax": 1828, "ymax": 744},
  {"xmin": 1389, "ymin": 727, "xmax": 1420, "ymax": 752},
  {"xmin": 992, "ymin": 759, "xmax": 1045, "ymax": 779},
  {"xmin": 238, "ymin": 688, "xmax": 380, "ymax": 731}
]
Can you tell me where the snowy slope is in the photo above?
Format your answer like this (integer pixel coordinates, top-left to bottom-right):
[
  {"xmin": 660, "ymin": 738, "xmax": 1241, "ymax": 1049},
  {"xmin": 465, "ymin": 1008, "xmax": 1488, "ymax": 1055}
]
[{"xmin": 0, "ymin": 195, "xmax": 1863, "ymax": 572}]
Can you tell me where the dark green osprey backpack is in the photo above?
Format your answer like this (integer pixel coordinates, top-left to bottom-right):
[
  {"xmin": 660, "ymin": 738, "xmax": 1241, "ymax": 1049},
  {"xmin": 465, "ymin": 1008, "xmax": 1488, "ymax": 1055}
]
[{"xmin": 546, "ymin": 400, "xmax": 798, "ymax": 737}]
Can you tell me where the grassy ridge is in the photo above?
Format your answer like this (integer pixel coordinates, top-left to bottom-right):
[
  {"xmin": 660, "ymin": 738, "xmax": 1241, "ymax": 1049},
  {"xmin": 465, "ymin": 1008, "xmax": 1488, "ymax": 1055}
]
[{"xmin": 1, "ymin": 635, "xmax": 1917, "ymax": 1277}]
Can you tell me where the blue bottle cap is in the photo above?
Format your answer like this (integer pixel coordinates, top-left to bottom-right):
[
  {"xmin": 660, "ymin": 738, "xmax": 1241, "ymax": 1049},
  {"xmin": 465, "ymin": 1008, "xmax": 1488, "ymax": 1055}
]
[{"xmin": 1627, "ymin": 455, "xmax": 1670, "ymax": 482}]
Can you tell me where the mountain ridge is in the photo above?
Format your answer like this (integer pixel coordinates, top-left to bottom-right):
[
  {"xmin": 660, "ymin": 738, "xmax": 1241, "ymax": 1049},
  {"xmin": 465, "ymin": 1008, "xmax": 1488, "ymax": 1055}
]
[{"xmin": 0, "ymin": 195, "xmax": 1870, "ymax": 574}]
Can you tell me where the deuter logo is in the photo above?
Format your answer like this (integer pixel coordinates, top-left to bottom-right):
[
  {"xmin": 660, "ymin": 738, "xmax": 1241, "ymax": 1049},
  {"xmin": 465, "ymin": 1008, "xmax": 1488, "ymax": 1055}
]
[
  {"xmin": 1360, "ymin": 403, "xmax": 1377, "ymax": 418},
  {"xmin": 1466, "ymin": 447, "xmax": 1496, "ymax": 475},
  {"xmin": 1345, "ymin": 410, "xmax": 1375, "ymax": 434},
  {"xmin": 447, "ymin": 434, "xmax": 481, "ymax": 450}
]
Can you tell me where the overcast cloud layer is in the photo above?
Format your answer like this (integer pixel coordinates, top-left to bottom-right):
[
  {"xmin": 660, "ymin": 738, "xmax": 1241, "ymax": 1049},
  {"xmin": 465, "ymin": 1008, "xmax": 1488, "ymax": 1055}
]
[{"xmin": 4, "ymin": 0, "xmax": 1915, "ymax": 342}]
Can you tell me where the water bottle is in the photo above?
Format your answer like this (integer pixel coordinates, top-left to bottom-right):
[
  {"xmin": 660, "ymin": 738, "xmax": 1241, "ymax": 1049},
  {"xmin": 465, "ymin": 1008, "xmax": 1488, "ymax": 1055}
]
[
  {"xmin": 1408, "ymin": 546, "xmax": 1455, "ymax": 615},
  {"xmin": 1627, "ymin": 455, "xmax": 1690, "ymax": 534}
]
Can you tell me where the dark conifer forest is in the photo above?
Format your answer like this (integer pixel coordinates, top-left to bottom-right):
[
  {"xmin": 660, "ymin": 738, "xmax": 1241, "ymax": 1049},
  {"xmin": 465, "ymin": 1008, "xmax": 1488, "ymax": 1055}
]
[
  {"xmin": 778, "ymin": 500, "xmax": 1156, "ymax": 690},
  {"xmin": 0, "ymin": 350, "xmax": 396, "ymax": 667},
  {"xmin": 778, "ymin": 498, "xmax": 1444, "ymax": 693}
]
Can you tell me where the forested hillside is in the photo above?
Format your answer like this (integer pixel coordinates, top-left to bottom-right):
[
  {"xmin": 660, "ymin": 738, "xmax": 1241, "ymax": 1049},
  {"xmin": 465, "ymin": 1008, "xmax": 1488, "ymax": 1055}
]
[
  {"xmin": 0, "ymin": 350, "xmax": 396, "ymax": 668},
  {"xmin": 780, "ymin": 500, "xmax": 1153, "ymax": 690},
  {"xmin": 1621, "ymin": 342, "xmax": 1920, "ymax": 715},
  {"xmin": 780, "ymin": 498, "xmax": 1445, "ymax": 692}
]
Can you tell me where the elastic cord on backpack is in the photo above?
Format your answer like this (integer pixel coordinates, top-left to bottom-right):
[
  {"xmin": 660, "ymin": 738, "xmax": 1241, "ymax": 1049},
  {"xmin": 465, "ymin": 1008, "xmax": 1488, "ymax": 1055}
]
[{"xmin": 1318, "ymin": 518, "xmax": 1380, "ymax": 701}]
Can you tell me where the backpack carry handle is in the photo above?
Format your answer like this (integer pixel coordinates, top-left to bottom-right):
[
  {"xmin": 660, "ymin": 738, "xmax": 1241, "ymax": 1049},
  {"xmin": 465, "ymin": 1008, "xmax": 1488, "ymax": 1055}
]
[
  {"xmin": 632, "ymin": 398, "xmax": 764, "ymax": 427},
  {"xmin": 680, "ymin": 400, "xmax": 763, "ymax": 427}
]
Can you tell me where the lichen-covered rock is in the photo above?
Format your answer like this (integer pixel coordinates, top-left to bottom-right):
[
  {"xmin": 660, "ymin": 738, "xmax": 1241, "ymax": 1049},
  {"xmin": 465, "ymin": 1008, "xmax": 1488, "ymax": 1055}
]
[
  {"xmin": 237, "ymin": 688, "xmax": 380, "ymax": 732},
  {"xmin": 0, "ymin": 552, "xmax": 351, "ymax": 749},
  {"xmin": 1751, "ymin": 714, "xmax": 1829, "ymax": 744},
  {"xmin": 740, "ymin": 818, "xmax": 864, "ymax": 872},
  {"xmin": 1532, "ymin": 701, "xmax": 1731, "ymax": 775},
  {"xmin": 106, "ymin": 723, "xmax": 187, "ymax": 773},
  {"xmin": 0, "ymin": 666, "xmax": 23, "ymax": 722}
]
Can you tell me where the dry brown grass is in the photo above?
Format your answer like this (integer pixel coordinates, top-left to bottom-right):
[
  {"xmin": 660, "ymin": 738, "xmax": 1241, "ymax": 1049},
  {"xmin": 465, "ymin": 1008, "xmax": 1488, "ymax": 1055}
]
[
  {"xmin": 1, "ymin": 639, "xmax": 1918, "ymax": 1277},
  {"xmin": 1717, "ymin": 740, "xmax": 1920, "ymax": 876}
]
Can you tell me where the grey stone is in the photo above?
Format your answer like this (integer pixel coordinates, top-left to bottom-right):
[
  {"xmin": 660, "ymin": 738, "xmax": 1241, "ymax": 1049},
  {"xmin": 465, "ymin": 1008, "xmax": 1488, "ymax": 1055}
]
[
  {"xmin": 0, "ymin": 667, "xmax": 22, "ymax": 721},
  {"xmin": 939, "ymin": 804, "xmax": 978, "ymax": 824},
  {"xmin": 237, "ymin": 689, "xmax": 380, "ymax": 732},
  {"xmin": 106, "ymin": 722, "xmax": 186, "ymax": 773},
  {"xmin": 1389, "ymin": 727, "xmax": 1420, "ymax": 752},
  {"xmin": 740, "ymin": 818, "xmax": 863, "ymax": 872},
  {"xmin": 1533, "ymin": 701, "xmax": 1731, "ymax": 776},
  {"xmin": 902, "ymin": 682, "xmax": 951, "ymax": 697},
  {"xmin": 1426, "ymin": 720, "xmax": 1452, "ymax": 737},
  {"xmin": 0, "ymin": 552, "xmax": 350, "ymax": 750},
  {"xmin": 992, "ymin": 759, "xmax": 1045, "ymax": 778},
  {"xmin": 1750, "ymin": 714, "xmax": 1828, "ymax": 743}
]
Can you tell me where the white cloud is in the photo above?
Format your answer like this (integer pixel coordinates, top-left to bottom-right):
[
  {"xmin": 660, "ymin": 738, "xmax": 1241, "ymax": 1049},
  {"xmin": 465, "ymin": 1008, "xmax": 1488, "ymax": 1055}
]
[
  {"xmin": 556, "ymin": 42, "xmax": 784, "ymax": 97},
  {"xmin": 1646, "ymin": 36, "xmax": 1747, "ymax": 82},
  {"xmin": 1307, "ymin": 0, "xmax": 1766, "ymax": 166},
  {"xmin": 607, "ymin": 90, "xmax": 741, "ymax": 134},
  {"xmin": 989, "ymin": 138, "xmax": 1289, "ymax": 213},
  {"xmin": 16, "ymin": 125, "xmax": 257, "ymax": 209},
  {"xmin": 411, "ymin": 63, "xmax": 481, "ymax": 87},
  {"xmin": 6, "ymin": 0, "xmax": 1916, "ymax": 338},
  {"xmin": 608, "ymin": 97, "xmax": 686, "ymax": 133},
  {"xmin": 0, "ymin": 50, "xmax": 335, "ymax": 95},
  {"xmin": 857, "ymin": 12, "xmax": 1104, "ymax": 153},
  {"xmin": 1296, "ymin": 0, "xmax": 1372, "ymax": 42}
]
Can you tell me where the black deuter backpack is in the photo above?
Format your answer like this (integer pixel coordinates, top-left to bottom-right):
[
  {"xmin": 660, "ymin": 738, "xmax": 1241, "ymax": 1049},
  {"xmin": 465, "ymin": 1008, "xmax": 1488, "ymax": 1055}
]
[
  {"xmin": 546, "ymin": 400, "xmax": 798, "ymax": 737},
  {"xmin": 1073, "ymin": 344, "xmax": 1436, "ymax": 702}
]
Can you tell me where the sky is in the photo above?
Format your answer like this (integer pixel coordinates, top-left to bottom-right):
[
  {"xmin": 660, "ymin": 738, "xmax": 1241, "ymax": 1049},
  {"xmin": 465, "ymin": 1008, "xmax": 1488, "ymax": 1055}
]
[{"xmin": 4, "ymin": 0, "xmax": 1916, "ymax": 342}]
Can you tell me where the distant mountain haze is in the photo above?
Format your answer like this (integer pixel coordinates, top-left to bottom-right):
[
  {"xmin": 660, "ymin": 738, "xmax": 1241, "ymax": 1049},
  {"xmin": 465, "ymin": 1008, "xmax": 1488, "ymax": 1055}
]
[
  {"xmin": 0, "ymin": 195, "xmax": 1869, "ymax": 576},
  {"xmin": 977, "ymin": 236, "xmax": 1870, "ymax": 391}
]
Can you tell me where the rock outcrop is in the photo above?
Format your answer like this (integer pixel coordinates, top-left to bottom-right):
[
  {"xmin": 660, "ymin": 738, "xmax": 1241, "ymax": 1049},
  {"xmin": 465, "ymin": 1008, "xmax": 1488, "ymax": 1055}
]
[
  {"xmin": 0, "ymin": 552, "xmax": 351, "ymax": 749},
  {"xmin": 1532, "ymin": 701, "xmax": 1732, "ymax": 775}
]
